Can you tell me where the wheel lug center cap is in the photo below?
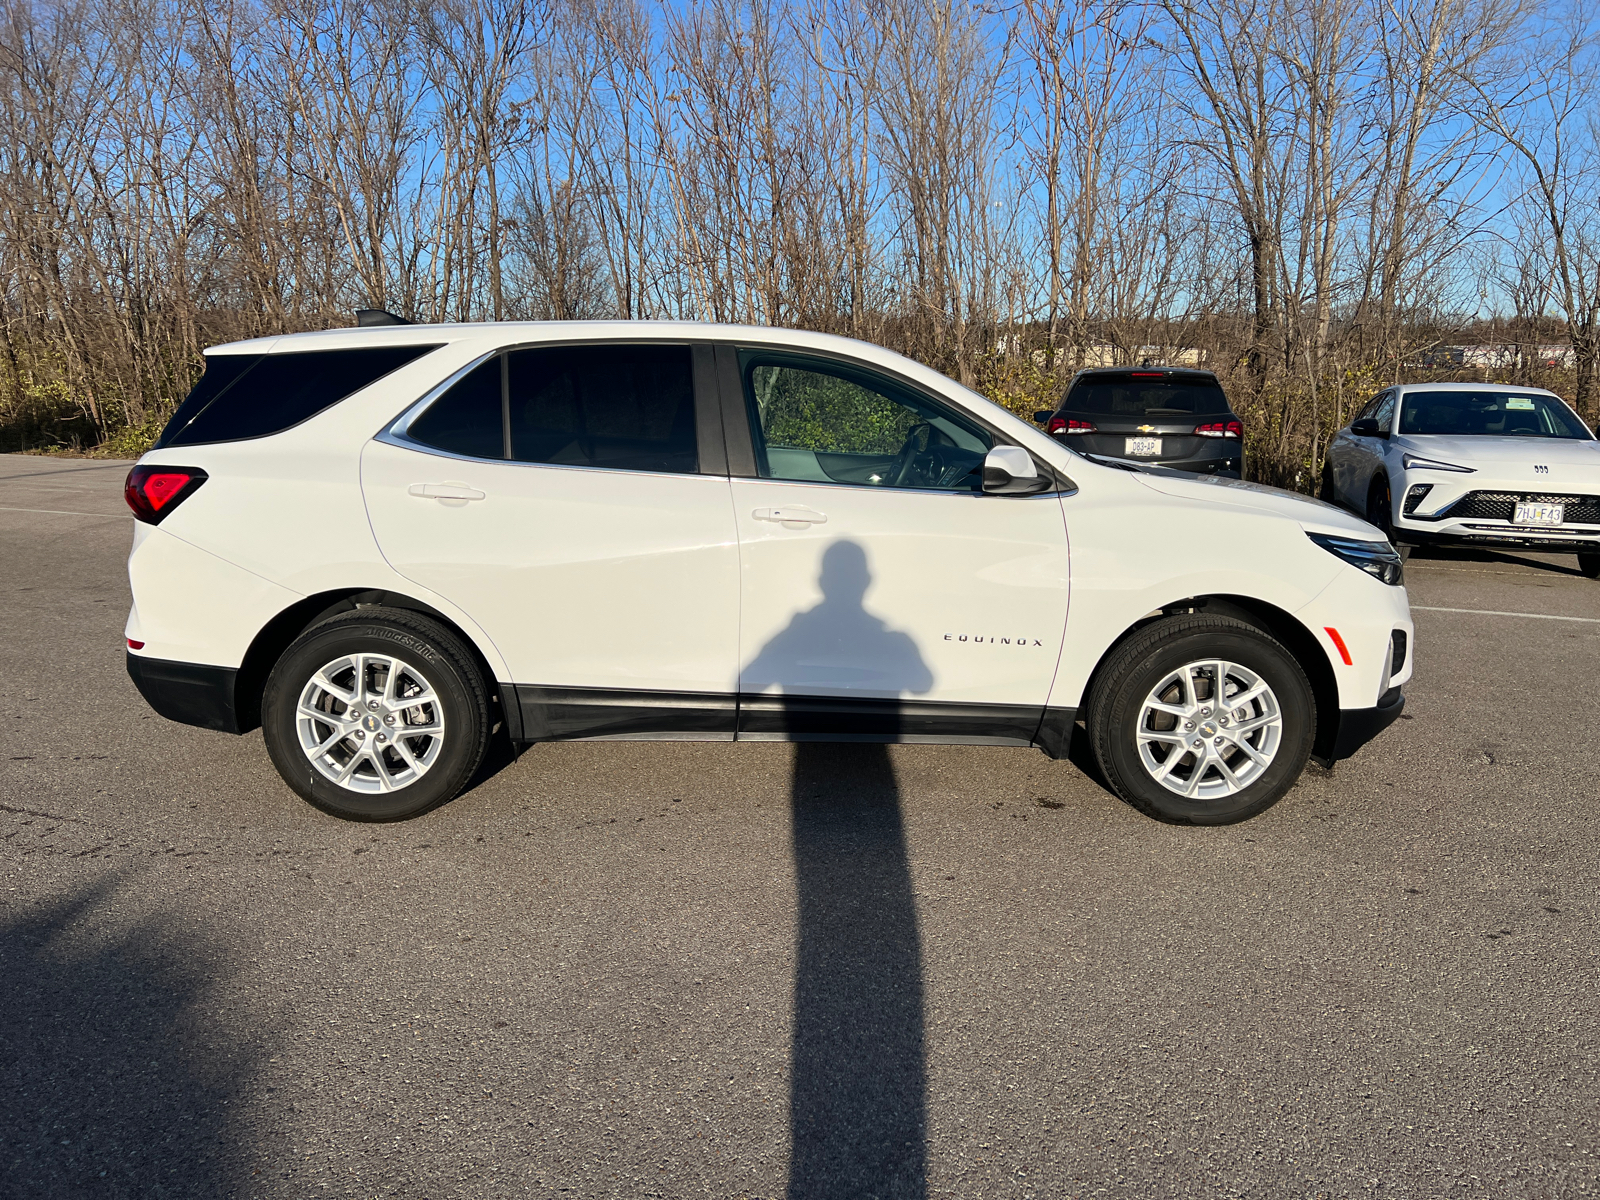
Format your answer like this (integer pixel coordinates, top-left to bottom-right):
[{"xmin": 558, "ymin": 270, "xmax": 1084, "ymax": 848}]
[
  {"xmin": 1199, "ymin": 721, "xmax": 1218, "ymax": 737},
  {"xmin": 361, "ymin": 714, "xmax": 381, "ymax": 733}
]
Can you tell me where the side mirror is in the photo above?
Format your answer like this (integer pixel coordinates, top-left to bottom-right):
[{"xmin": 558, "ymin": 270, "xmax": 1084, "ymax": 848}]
[
  {"xmin": 982, "ymin": 445, "xmax": 1047, "ymax": 494},
  {"xmin": 1350, "ymin": 417, "xmax": 1386, "ymax": 438},
  {"xmin": 1032, "ymin": 410, "xmax": 1054, "ymax": 425}
]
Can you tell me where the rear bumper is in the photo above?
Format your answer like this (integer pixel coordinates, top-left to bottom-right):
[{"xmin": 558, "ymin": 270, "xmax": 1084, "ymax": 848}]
[
  {"xmin": 1054, "ymin": 434, "xmax": 1241, "ymax": 476},
  {"xmin": 126, "ymin": 652, "xmax": 241, "ymax": 734},
  {"xmin": 1312, "ymin": 686, "xmax": 1404, "ymax": 768}
]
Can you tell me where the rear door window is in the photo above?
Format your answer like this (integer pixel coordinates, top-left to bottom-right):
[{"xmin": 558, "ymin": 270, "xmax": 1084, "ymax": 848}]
[
  {"xmin": 506, "ymin": 344, "xmax": 697, "ymax": 474},
  {"xmin": 159, "ymin": 345, "xmax": 439, "ymax": 448}
]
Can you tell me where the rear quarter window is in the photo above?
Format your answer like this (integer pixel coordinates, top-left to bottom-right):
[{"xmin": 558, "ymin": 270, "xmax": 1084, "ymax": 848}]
[{"xmin": 158, "ymin": 344, "xmax": 441, "ymax": 448}]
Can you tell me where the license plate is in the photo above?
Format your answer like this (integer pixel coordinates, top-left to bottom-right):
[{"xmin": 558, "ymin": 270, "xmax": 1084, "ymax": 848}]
[
  {"xmin": 1513, "ymin": 501, "xmax": 1564, "ymax": 526},
  {"xmin": 1125, "ymin": 436, "xmax": 1162, "ymax": 456}
]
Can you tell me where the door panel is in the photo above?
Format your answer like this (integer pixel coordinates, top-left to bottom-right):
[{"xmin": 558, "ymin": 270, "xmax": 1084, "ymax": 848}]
[
  {"xmin": 731, "ymin": 477, "xmax": 1070, "ymax": 737},
  {"xmin": 362, "ymin": 439, "xmax": 741, "ymax": 714}
]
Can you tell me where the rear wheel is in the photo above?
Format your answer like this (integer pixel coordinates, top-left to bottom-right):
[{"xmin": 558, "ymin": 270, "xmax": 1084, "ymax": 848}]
[
  {"xmin": 262, "ymin": 607, "xmax": 490, "ymax": 821},
  {"xmin": 1087, "ymin": 615, "xmax": 1316, "ymax": 825},
  {"xmin": 1579, "ymin": 553, "xmax": 1600, "ymax": 579}
]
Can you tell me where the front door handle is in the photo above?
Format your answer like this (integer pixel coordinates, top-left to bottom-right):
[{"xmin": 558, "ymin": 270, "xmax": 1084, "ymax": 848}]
[
  {"xmin": 753, "ymin": 506, "xmax": 827, "ymax": 525},
  {"xmin": 408, "ymin": 482, "xmax": 486, "ymax": 501}
]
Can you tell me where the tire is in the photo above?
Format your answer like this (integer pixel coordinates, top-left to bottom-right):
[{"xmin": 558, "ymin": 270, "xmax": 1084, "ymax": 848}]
[
  {"xmin": 1318, "ymin": 462, "xmax": 1336, "ymax": 504},
  {"xmin": 1579, "ymin": 553, "xmax": 1600, "ymax": 579},
  {"xmin": 262, "ymin": 607, "xmax": 491, "ymax": 821},
  {"xmin": 1086, "ymin": 615, "xmax": 1316, "ymax": 825},
  {"xmin": 1366, "ymin": 476, "xmax": 1394, "ymax": 541}
]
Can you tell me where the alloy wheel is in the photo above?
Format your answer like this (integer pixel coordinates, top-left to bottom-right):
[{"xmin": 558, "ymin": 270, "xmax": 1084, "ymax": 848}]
[
  {"xmin": 295, "ymin": 652, "xmax": 445, "ymax": 793},
  {"xmin": 1135, "ymin": 659, "xmax": 1283, "ymax": 799}
]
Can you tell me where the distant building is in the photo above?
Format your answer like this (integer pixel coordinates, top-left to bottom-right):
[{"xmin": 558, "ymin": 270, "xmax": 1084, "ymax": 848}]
[
  {"xmin": 1019, "ymin": 343, "xmax": 1208, "ymax": 369},
  {"xmin": 1422, "ymin": 344, "xmax": 1578, "ymax": 370}
]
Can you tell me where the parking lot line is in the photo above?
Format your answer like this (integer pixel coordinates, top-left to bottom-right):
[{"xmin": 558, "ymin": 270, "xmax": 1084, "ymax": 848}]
[
  {"xmin": 0, "ymin": 505, "xmax": 124, "ymax": 519},
  {"xmin": 1413, "ymin": 605, "xmax": 1600, "ymax": 624}
]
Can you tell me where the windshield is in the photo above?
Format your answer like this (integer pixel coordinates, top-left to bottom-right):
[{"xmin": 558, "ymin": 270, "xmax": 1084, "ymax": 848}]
[
  {"xmin": 1064, "ymin": 376, "xmax": 1231, "ymax": 417},
  {"xmin": 1398, "ymin": 391, "xmax": 1591, "ymax": 439}
]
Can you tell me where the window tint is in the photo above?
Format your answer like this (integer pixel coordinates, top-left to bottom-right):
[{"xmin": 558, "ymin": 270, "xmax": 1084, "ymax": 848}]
[
  {"xmin": 1398, "ymin": 391, "xmax": 1590, "ymax": 439},
  {"xmin": 1063, "ymin": 376, "xmax": 1231, "ymax": 417},
  {"xmin": 160, "ymin": 345, "xmax": 439, "ymax": 447},
  {"xmin": 506, "ymin": 344, "xmax": 697, "ymax": 473},
  {"xmin": 745, "ymin": 358, "xmax": 990, "ymax": 490},
  {"xmin": 1371, "ymin": 390, "xmax": 1397, "ymax": 431},
  {"xmin": 1354, "ymin": 390, "xmax": 1389, "ymax": 423},
  {"xmin": 156, "ymin": 354, "xmax": 260, "ymax": 446},
  {"xmin": 407, "ymin": 357, "xmax": 506, "ymax": 459}
]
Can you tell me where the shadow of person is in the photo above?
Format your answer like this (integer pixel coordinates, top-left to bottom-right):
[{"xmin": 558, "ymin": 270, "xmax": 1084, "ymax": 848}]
[
  {"xmin": 742, "ymin": 540, "xmax": 933, "ymax": 707},
  {"xmin": 743, "ymin": 540, "xmax": 931, "ymax": 1199}
]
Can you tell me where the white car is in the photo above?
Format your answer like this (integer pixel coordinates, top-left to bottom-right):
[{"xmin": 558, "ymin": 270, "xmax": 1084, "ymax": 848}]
[
  {"xmin": 123, "ymin": 320, "xmax": 1412, "ymax": 825},
  {"xmin": 1322, "ymin": 382, "xmax": 1600, "ymax": 576}
]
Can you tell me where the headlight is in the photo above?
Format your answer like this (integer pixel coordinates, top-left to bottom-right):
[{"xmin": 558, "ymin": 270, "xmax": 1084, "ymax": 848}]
[
  {"xmin": 1402, "ymin": 453, "xmax": 1474, "ymax": 473},
  {"xmin": 1307, "ymin": 532, "xmax": 1404, "ymax": 586}
]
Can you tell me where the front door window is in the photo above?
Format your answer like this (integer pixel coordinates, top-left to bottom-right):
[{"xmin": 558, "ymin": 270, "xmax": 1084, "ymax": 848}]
[{"xmin": 746, "ymin": 359, "xmax": 991, "ymax": 491}]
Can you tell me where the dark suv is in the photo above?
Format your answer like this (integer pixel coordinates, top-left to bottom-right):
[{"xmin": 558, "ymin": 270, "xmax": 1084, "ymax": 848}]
[{"xmin": 1034, "ymin": 367, "xmax": 1244, "ymax": 477}]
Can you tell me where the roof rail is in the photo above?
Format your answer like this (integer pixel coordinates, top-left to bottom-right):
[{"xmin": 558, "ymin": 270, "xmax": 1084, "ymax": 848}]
[{"xmin": 355, "ymin": 308, "xmax": 413, "ymax": 327}]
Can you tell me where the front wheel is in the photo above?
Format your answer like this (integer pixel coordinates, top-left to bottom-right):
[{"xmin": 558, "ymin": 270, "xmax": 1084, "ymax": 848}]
[
  {"xmin": 1366, "ymin": 476, "xmax": 1394, "ymax": 541},
  {"xmin": 262, "ymin": 607, "xmax": 491, "ymax": 821},
  {"xmin": 1087, "ymin": 615, "xmax": 1316, "ymax": 824},
  {"xmin": 1579, "ymin": 553, "xmax": 1600, "ymax": 579}
]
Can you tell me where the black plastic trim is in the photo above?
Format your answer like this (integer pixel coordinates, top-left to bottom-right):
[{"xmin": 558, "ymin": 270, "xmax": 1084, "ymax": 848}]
[
  {"xmin": 1397, "ymin": 529, "xmax": 1600, "ymax": 551},
  {"xmin": 1031, "ymin": 706, "xmax": 1077, "ymax": 760},
  {"xmin": 691, "ymin": 344, "xmax": 729, "ymax": 476},
  {"xmin": 516, "ymin": 686, "xmax": 738, "ymax": 741},
  {"xmin": 1312, "ymin": 686, "xmax": 1405, "ymax": 768},
  {"xmin": 497, "ymin": 682, "xmax": 524, "ymax": 743},
  {"xmin": 736, "ymin": 693, "xmax": 1043, "ymax": 745},
  {"xmin": 126, "ymin": 653, "xmax": 241, "ymax": 734},
  {"xmin": 714, "ymin": 344, "xmax": 759, "ymax": 477},
  {"xmin": 511, "ymin": 685, "xmax": 1052, "ymax": 748}
]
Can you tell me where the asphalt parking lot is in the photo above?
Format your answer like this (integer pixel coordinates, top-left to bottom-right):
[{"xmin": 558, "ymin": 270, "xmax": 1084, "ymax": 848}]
[{"xmin": 2, "ymin": 452, "xmax": 1596, "ymax": 1200}]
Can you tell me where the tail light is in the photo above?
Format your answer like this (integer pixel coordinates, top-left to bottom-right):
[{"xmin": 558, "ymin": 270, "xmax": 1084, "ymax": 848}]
[
  {"xmin": 125, "ymin": 465, "xmax": 208, "ymax": 525},
  {"xmin": 1047, "ymin": 417, "xmax": 1096, "ymax": 435},
  {"xmin": 1194, "ymin": 420, "xmax": 1243, "ymax": 439}
]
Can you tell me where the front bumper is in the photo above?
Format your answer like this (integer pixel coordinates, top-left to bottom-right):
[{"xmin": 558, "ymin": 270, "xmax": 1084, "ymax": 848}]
[
  {"xmin": 1312, "ymin": 686, "xmax": 1405, "ymax": 768},
  {"xmin": 1393, "ymin": 473, "xmax": 1600, "ymax": 551},
  {"xmin": 126, "ymin": 652, "xmax": 241, "ymax": 733},
  {"xmin": 1399, "ymin": 528, "xmax": 1600, "ymax": 553}
]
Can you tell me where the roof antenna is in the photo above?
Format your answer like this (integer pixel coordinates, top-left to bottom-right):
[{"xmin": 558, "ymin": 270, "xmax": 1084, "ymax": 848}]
[{"xmin": 355, "ymin": 308, "xmax": 413, "ymax": 327}]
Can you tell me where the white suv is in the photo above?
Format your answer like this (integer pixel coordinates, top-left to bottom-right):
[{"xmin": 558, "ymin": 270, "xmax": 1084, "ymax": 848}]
[
  {"xmin": 1321, "ymin": 382, "xmax": 1600, "ymax": 575},
  {"xmin": 123, "ymin": 322, "xmax": 1412, "ymax": 825}
]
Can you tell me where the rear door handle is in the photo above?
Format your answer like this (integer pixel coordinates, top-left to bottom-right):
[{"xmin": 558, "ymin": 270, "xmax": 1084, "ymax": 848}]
[
  {"xmin": 753, "ymin": 506, "xmax": 827, "ymax": 525},
  {"xmin": 408, "ymin": 482, "xmax": 486, "ymax": 501}
]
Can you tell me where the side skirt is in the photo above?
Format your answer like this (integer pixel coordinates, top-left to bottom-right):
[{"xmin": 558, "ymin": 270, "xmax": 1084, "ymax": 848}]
[
  {"xmin": 515, "ymin": 686, "xmax": 737, "ymax": 742},
  {"xmin": 515, "ymin": 685, "xmax": 1073, "ymax": 755}
]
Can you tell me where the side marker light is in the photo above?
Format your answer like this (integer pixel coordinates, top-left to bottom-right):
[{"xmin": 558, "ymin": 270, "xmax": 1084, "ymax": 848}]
[
  {"xmin": 127, "ymin": 638, "xmax": 145, "ymax": 650},
  {"xmin": 1324, "ymin": 627, "xmax": 1353, "ymax": 666}
]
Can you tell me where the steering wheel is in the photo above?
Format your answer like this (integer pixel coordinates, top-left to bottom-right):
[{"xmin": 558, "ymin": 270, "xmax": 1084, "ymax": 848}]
[{"xmin": 890, "ymin": 423, "xmax": 933, "ymax": 486}]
